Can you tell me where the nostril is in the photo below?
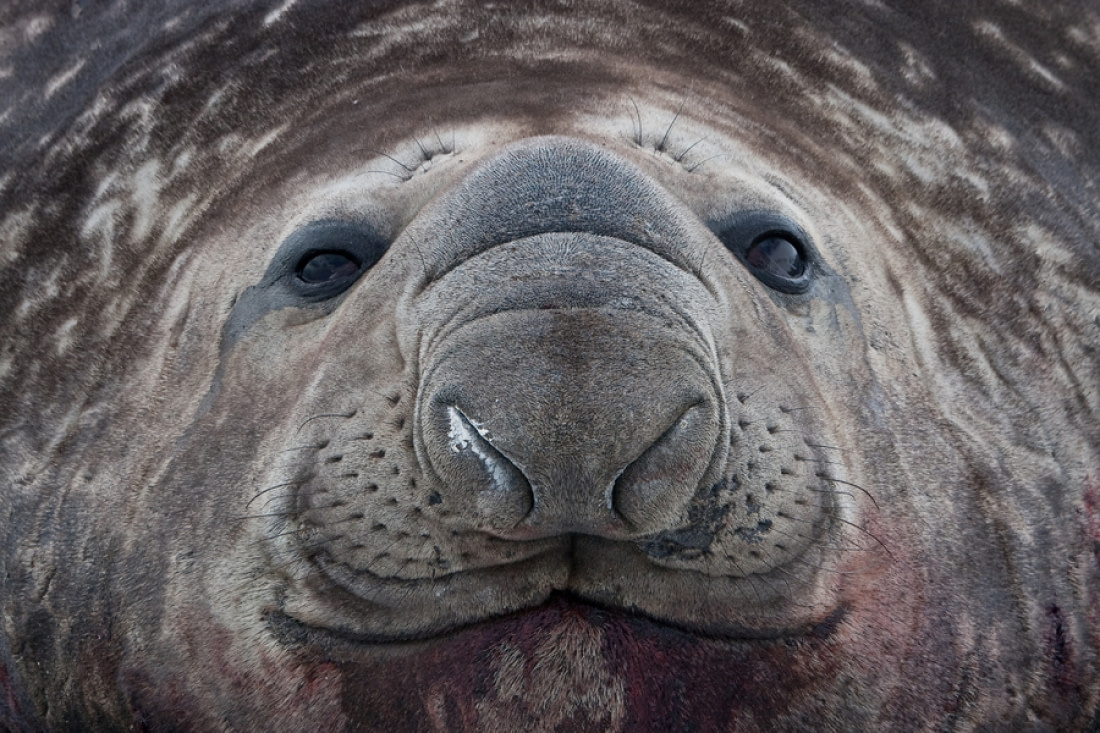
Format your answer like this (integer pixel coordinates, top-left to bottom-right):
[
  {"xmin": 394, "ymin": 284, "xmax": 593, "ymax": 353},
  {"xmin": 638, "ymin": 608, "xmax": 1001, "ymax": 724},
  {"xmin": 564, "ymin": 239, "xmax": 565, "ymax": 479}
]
[
  {"xmin": 447, "ymin": 407, "xmax": 514, "ymax": 492},
  {"xmin": 443, "ymin": 405, "xmax": 534, "ymax": 533},
  {"xmin": 611, "ymin": 402, "xmax": 720, "ymax": 532}
]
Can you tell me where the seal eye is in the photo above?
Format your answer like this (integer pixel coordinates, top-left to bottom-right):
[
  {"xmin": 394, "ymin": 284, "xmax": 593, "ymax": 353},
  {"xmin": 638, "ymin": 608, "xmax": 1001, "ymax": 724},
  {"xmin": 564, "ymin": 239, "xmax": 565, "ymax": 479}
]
[
  {"xmin": 297, "ymin": 251, "xmax": 361, "ymax": 284},
  {"xmin": 272, "ymin": 219, "xmax": 389, "ymax": 301},
  {"xmin": 711, "ymin": 211, "xmax": 814, "ymax": 294},
  {"xmin": 745, "ymin": 235, "xmax": 805, "ymax": 279}
]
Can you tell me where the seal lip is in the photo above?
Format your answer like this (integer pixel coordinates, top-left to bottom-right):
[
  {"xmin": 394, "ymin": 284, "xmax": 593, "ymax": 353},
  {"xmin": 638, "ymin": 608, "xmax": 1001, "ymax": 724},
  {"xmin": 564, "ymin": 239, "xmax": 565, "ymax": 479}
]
[{"xmin": 267, "ymin": 591, "xmax": 847, "ymax": 655}]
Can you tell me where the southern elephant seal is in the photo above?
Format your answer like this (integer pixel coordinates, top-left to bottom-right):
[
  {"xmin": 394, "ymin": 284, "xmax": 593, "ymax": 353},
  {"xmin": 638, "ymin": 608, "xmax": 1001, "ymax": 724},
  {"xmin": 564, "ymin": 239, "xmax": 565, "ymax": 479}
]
[{"xmin": 1, "ymin": 1, "xmax": 1099, "ymax": 730}]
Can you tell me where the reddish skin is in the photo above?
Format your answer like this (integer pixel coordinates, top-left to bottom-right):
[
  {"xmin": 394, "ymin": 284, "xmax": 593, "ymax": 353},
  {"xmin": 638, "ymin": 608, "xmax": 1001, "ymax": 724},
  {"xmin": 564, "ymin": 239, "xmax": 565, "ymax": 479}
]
[
  {"xmin": 1, "ymin": 665, "xmax": 24, "ymax": 725},
  {"xmin": 339, "ymin": 601, "xmax": 838, "ymax": 731},
  {"xmin": 1085, "ymin": 486, "xmax": 1100, "ymax": 571},
  {"xmin": 127, "ymin": 602, "xmax": 848, "ymax": 731},
  {"xmin": 1084, "ymin": 484, "xmax": 1100, "ymax": 701}
]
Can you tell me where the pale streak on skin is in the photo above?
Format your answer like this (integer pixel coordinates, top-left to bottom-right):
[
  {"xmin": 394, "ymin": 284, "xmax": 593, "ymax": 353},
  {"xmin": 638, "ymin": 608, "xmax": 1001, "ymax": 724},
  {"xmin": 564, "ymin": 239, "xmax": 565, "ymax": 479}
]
[
  {"xmin": 264, "ymin": 0, "xmax": 299, "ymax": 26},
  {"xmin": 447, "ymin": 405, "xmax": 511, "ymax": 491}
]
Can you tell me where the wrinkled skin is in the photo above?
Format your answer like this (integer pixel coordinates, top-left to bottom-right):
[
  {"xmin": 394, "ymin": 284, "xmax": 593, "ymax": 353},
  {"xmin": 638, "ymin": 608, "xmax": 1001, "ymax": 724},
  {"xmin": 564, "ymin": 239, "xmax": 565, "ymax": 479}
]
[{"xmin": 2, "ymin": 1, "xmax": 1099, "ymax": 731}]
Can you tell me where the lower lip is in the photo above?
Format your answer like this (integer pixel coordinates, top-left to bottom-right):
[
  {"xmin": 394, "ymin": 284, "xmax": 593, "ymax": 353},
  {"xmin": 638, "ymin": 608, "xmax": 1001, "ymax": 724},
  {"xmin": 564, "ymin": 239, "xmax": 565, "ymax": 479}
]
[{"xmin": 272, "ymin": 595, "xmax": 844, "ymax": 729}]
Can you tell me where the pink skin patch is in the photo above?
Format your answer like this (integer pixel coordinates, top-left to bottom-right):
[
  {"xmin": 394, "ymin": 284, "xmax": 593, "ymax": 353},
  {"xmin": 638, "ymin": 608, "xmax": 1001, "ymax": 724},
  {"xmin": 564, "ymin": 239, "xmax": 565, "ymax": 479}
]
[
  {"xmin": 1084, "ymin": 485, "xmax": 1100, "ymax": 570},
  {"xmin": 1083, "ymin": 483, "xmax": 1100, "ymax": 674},
  {"xmin": 123, "ymin": 510, "xmax": 951, "ymax": 730},
  {"xmin": 324, "ymin": 595, "xmax": 845, "ymax": 731},
  {"xmin": 1, "ymin": 663, "xmax": 27, "ymax": 724}
]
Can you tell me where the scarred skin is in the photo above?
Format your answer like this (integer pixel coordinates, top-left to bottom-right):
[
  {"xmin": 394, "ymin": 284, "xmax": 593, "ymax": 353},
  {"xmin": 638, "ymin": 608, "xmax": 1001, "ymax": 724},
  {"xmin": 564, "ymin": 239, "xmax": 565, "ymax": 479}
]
[{"xmin": 1, "ymin": 1, "xmax": 1099, "ymax": 731}]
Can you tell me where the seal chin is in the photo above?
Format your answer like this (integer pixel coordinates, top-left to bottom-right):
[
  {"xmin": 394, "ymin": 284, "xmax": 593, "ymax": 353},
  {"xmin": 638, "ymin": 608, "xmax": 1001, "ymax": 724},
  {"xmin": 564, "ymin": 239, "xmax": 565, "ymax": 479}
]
[{"xmin": 266, "ymin": 591, "xmax": 848, "ymax": 732}]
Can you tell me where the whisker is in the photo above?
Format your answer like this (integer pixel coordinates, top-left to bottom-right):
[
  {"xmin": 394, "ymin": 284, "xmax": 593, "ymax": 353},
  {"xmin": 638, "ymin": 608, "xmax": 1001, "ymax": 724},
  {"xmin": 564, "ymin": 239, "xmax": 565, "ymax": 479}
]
[
  {"xmin": 765, "ymin": 564, "xmax": 798, "ymax": 599},
  {"xmin": 754, "ymin": 481, "xmax": 857, "ymax": 511},
  {"xmin": 816, "ymin": 474, "xmax": 879, "ymax": 510},
  {"xmin": 374, "ymin": 150, "xmax": 415, "ymax": 172},
  {"xmin": 746, "ymin": 571, "xmax": 798, "ymax": 605},
  {"xmin": 258, "ymin": 527, "xmax": 308, "ymax": 544},
  {"xmin": 431, "ymin": 123, "xmax": 448, "ymax": 154},
  {"xmin": 246, "ymin": 491, "xmax": 298, "ymax": 508},
  {"xmin": 246, "ymin": 480, "xmax": 307, "ymax": 509},
  {"xmin": 694, "ymin": 245, "xmax": 708, "ymax": 279},
  {"xmin": 231, "ymin": 511, "xmax": 294, "ymax": 521},
  {"xmin": 760, "ymin": 507, "xmax": 891, "ymax": 559},
  {"xmin": 656, "ymin": 98, "xmax": 685, "ymax": 153},
  {"xmin": 803, "ymin": 486, "xmax": 855, "ymax": 502},
  {"xmin": 762, "ymin": 524, "xmax": 868, "ymax": 556},
  {"xmin": 830, "ymin": 517, "xmax": 893, "ymax": 558},
  {"xmin": 296, "ymin": 411, "xmax": 357, "ymax": 433},
  {"xmin": 280, "ymin": 443, "xmax": 325, "ymax": 453},
  {"xmin": 627, "ymin": 95, "xmax": 643, "ymax": 146},
  {"xmin": 363, "ymin": 168, "xmax": 408, "ymax": 180},
  {"xmin": 753, "ymin": 493, "xmax": 835, "ymax": 511},
  {"xmin": 320, "ymin": 514, "xmax": 370, "ymax": 528},
  {"xmin": 685, "ymin": 153, "xmax": 727, "ymax": 173},
  {"xmin": 363, "ymin": 538, "xmax": 406, "ymax": 573},
  {"xmin": 793, "ymin": 455, "xmax": 846, "ymax": 466},
  {"xmin": 674, "ymin": 137, "xmax": 704, "ymax": 163},
  {"xmin": 725, "ymin": 558, "xmax": 766, "ymax": 605}
]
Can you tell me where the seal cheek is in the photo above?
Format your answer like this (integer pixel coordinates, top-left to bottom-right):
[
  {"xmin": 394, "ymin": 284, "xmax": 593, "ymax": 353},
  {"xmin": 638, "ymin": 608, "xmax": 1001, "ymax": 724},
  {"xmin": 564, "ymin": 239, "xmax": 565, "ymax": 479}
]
[{"xmin": 119, "ymin": 603, "xmax": 347, "ymax": 730}]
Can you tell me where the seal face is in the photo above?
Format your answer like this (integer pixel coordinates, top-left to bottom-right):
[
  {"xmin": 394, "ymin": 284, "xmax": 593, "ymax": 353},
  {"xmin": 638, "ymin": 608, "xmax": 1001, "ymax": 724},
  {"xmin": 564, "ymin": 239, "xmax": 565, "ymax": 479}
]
[
  {"xmin": 2, "ymin": 1, "xmax": 1099, "ymax": 731},
  {"xmin": 254, "ymin": 137, "xmax": 844, "ymax": 644}
]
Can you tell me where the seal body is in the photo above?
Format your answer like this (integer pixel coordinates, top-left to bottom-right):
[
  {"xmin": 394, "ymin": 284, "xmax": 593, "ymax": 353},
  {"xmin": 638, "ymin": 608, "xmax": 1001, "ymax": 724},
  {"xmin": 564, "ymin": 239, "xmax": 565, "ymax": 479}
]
[{"xmin": 1, "ymin": 1, "xmax": 1099, "ymax": 730}]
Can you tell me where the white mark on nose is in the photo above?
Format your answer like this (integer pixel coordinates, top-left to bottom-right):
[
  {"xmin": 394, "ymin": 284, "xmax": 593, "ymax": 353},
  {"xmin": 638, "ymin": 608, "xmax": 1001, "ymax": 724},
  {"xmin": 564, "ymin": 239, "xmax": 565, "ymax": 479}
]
[{"xmin": 447, "ymin": 406, "xmax": 511, "ymax": 491}]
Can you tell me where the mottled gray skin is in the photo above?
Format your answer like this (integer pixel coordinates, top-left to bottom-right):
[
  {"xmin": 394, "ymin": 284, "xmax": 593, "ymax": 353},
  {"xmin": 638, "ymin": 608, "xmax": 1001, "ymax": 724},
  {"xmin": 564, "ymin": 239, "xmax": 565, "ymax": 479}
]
[{"xmin": 1, "ymin": 1, "xmax": 1099, "ymax": 731}]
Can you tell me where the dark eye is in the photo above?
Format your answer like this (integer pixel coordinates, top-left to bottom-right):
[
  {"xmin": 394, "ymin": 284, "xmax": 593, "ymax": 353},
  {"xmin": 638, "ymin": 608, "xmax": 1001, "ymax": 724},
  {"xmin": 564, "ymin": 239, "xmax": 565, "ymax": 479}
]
[
  {"xmin": 297, "ymin": 251, "xmax": 361, "ymax": 283},
  {"xmin": 745, "ymin": 235, "xmax": 805, "ymax": 279},
  {"xmin": 270, "ymin": 220, "xmax": 389, "ymax": 301},
  {"xmin": 711, "ymin": 211, "xmax": 814, "ymax": 294}
]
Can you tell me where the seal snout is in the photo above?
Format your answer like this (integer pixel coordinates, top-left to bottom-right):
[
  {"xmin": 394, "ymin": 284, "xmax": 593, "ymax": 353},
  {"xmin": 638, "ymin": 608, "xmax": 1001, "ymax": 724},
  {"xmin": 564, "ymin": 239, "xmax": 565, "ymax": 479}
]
[{"xmin": 418, "ymin": 306, "xmax": 725, "ymax": 541}]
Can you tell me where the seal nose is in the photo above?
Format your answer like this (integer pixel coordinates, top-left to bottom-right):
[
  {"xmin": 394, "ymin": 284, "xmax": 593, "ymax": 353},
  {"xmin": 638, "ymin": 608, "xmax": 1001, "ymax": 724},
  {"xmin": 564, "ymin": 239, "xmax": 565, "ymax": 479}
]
[{"xmin": 418, "ymin": 308, "xmax": 724, "ymax": 539}]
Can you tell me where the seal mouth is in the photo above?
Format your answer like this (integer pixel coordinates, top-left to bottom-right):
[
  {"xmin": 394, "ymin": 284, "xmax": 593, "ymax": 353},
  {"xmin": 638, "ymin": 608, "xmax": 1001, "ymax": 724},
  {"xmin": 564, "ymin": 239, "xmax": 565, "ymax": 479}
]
[
  {"xmin": 268, "ymin": 591, "xmax": 846, "ymax": 656},
  {"xmin": 274, "ymin": 529, "xmax": 842, "ymax": 650}
]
